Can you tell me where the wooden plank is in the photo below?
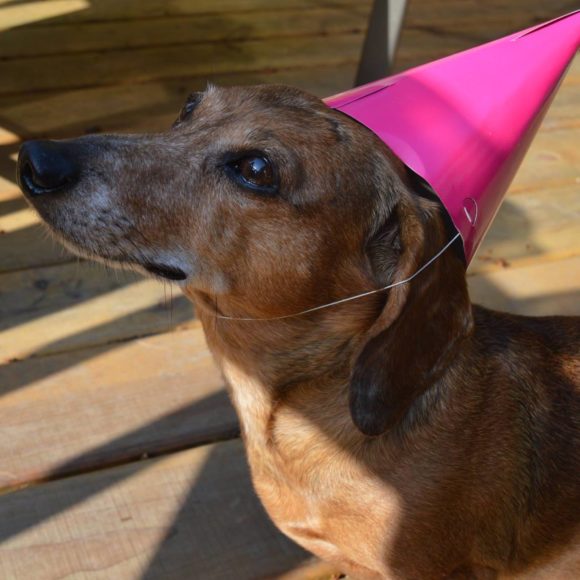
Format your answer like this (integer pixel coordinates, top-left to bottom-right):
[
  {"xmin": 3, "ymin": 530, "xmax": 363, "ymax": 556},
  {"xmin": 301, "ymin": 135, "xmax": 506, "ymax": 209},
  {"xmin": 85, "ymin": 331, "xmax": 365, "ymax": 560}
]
[
  {"xmin": 470, "ymin": 186, "xmax": 580, "ymax": 274},
  {"xmin": 168, "ymin": 0, "xmax": 369, "ymax": 15},
  {"xmin": 566, "ymin": 53, "xmax": 580, "ymax": 83},
  {"xmin": 0, "ymin": 57, "xmax": 575, "ymax": 147},
  {"xmin": 0, "ymin": 34, "xmax": 363, "ymax": 95},
  {"xmin": 469, "ymin": 255, "xmax": 580, "ymax": 316},
  {"xmin": 0, "ymin": 0, "xmax": 162, "ymax": 31},
  {"xmin": 508, "ymin": 128, "xmax": 580, "ymax": 193},
  {"xmin": 276, "ymin": 561, "xmax": 341, "ymax": 580},
  {"xmin": 0, "ymin": 8, "xmax": 369, "ymax": 59},
  {"xmin": 0, "ymin": 0, "xmax": 370, "ymax": 29},
  {"xmin": 0, "ymin": 0, "xmax": 576, "ymax": 22},
  {"xmin": 0, "ymin": 200, "xmax": 75, "ymax": 271},
  {"xmin": 2, "ymin": 0, "xmax": 570, "ymax": 26},
  {"xmin": 0, "ymin": 326, "xmax": 236, "ymax": 490},
  {"xmin": 395, "ymin": 28, "xmax": 580, "ymax": 75},
  {"xmin": 0, "ymin": 440, "xmax": 310, "ymax": 580},
  {"xmin": 2, "ymin": 1, "xmax": 575, "ymax": 67},
  {"xmin": 0, "ymin": 222, "xmax": 71, "ymax": 272},
  {"xmin": 0, "ymin": 64, "xmax": 358, "ymax": 147},
  {"xmin": 404, "ymin": 0, "xmax": 577, "ymax": 21},
  {"xmin": 539, "ymin": 82, "xmax": 580, "ymax": 131},
  {"xmin": 402, "ymin": 0, "xmax": 578, "ymax": 30},
  {"xmin": 0, "ymin": 262, "xmax": 195, "ymax": 362},
  {"xmin": 402, "ymin": 18, "xmax": 576, "ymax": 43},
  {"xmin": 396, "ymin": 27, "xmax": 484, "ymax": 70}
]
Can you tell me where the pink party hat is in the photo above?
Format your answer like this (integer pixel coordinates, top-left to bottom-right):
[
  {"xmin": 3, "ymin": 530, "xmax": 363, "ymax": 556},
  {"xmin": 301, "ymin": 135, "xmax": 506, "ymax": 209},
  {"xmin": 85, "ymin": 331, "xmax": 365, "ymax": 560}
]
[{"xmin": 325, "ymin": 11, "xmax": 580, "ymax": 263}]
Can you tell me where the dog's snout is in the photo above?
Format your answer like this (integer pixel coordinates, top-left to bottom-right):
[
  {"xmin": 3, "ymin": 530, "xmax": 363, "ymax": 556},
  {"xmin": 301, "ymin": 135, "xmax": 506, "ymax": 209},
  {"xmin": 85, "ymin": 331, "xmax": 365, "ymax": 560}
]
[{"xmin": 17, "ymin": 140, "xmax": 80, "ymax": 196}]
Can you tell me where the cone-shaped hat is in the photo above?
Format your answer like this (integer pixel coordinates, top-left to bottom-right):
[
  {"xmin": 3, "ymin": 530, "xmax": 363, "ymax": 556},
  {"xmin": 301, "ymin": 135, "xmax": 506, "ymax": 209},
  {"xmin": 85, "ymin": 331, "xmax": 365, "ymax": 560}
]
[{"xmin": 325, "ymin": 11, "xmax": 580, "ymax": 263}]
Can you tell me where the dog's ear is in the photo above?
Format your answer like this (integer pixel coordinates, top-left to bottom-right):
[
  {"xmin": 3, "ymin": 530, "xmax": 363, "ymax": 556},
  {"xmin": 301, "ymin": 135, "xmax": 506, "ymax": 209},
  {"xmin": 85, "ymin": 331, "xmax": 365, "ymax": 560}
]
[{"xmin": 349, "ymin": 190, "xmax": 473, "ymax": 436}]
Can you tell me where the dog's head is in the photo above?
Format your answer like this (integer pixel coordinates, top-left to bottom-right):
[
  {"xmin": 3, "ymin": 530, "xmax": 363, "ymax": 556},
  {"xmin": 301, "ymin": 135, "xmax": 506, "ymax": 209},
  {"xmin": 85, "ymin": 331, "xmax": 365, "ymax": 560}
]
[{"xmin": 17, "ymin": 84, "xmax": 472, "ymax": 435}]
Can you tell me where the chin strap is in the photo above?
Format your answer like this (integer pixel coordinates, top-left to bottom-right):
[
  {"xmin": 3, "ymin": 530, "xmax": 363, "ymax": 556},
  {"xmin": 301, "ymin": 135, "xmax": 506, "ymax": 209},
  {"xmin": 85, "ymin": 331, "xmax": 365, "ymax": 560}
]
[{"xmin": 214, "ymin": 232, "xmax": 461, "ymax": 322}]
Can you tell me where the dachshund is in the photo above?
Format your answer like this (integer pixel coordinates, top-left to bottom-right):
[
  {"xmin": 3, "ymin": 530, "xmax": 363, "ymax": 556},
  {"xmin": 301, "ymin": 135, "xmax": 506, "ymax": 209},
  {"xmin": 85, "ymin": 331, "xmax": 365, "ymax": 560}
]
[{"xmin": 17, "ymin": 85, "xmax": 580, "ymax": 579}]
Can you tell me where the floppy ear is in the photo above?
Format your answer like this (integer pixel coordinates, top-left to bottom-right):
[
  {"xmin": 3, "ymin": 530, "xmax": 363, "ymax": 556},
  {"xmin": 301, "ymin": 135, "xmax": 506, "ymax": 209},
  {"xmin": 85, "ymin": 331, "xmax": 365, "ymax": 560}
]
[{"xmin": 349, "ymin": 193, "xmax": 473, "ymax": 436}]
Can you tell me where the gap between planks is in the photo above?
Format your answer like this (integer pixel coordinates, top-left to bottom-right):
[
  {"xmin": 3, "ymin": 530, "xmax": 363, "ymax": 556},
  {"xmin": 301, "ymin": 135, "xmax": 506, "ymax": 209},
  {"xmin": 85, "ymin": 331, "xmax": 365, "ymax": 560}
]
[
  {"xmin": 0, "ymin": 33, "xmax": 365, "ymax": 96},
  {"xmin": 0, "ymin": 0, "xmax": 573, "ymax": 27},
  {"xmin": 0, "ymin": 7, "xmax": 371, "ymax": 59},
  {"xmin": 0, "ymin": 45, "xmax": 577, "ymax": 143},
  {"xmin": 0, "ymin": 439, "xmax": 314, "ymax": 580},
  {"xmin": 0, "ymin": 324, "xmax": 235, "ymax": 491},
  {"xmin": 5, "ymin": 4, "xmax": 569, "ymax": 61}
]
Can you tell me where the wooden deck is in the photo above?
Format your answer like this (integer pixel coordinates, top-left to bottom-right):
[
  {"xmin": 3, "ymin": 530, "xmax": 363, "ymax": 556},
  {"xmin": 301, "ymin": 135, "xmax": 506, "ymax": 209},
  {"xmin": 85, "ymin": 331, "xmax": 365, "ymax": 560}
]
[{"xmin": 0, "ymin": 1, "xmax": 578, "ymax": 578}]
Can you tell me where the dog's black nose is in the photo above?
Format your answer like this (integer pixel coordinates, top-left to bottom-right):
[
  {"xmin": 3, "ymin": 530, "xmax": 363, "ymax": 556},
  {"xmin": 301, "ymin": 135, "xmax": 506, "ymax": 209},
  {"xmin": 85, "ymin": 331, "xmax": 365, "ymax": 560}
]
[{"xmin": 17, "ymin": 140, "xmax": 80, "ymax": 196}]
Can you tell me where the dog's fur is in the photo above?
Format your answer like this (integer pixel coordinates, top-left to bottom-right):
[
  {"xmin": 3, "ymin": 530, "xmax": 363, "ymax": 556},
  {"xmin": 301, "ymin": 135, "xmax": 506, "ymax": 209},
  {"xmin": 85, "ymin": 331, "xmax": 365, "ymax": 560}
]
[{"xmin": 18, "ymin": 85, "xmax": 580, "ymax": 579}]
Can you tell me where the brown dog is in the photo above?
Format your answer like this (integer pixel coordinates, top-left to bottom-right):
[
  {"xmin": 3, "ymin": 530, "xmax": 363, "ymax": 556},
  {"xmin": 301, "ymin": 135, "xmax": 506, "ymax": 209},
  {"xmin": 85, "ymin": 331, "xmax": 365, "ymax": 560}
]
[{"xmin": 17, "ymin": 85, "xmax": 580, "ymax": 579}]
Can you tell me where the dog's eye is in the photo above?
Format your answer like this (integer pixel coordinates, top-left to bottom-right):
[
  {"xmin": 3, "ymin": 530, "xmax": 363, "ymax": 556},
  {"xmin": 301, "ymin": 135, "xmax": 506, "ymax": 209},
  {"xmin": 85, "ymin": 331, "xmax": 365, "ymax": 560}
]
[
  {"xmin": 226, "ymin": 155, "xmax": 278, "ymax": 194},
  {"xmin": 173, "ymin": 92, "xmax": 202, "ymax": 126}
]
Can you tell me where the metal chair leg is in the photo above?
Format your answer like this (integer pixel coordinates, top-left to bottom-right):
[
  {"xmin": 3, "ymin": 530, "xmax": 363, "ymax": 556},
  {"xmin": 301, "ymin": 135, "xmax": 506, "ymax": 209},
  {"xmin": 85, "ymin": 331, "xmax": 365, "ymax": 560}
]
[{"xmin": 355, "ymin": 0, "xmax": 408, "ymax": 86}]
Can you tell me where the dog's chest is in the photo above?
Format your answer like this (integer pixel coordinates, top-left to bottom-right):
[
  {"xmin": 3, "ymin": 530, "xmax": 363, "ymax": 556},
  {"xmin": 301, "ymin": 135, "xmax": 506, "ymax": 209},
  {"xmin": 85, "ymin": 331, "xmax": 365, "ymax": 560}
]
[
  {"xmin": 258, "ymin": 409, "xmax": 401, "ymax": 577},
  {"xmin": 221, "ymin": 360, "xmax": 399, "ymax": 576},
  {"xmin": 221, "ymin": 358, "xmax": 273, "ymax": 450}
]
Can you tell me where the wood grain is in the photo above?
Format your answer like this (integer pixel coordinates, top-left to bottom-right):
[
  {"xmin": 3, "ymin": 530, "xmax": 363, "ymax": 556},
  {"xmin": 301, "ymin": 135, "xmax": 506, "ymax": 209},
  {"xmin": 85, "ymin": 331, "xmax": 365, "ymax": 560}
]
[
  {"xmin": 0, "ymin": 326, "xmax": 235, "ymax": 490},
  {"xmin": 5, "ymin": 16, "xmax": 576, "ymax": 98},
  {"xmin": 0, "ymin": 64, "xmax": 358, "ymax": 145},
  {"xmin": 471, "ymin": 185, "xmax": 580, "ymax": 274},
  {"xmin": 0, "ymin": 7, "xmax": 369, "ymax": 58},
  {"xmin": 399, "ymin": 0, "xmax": 579, "ymax": 43},
  {"xmin": 1, "ymin": 0, "xmax": 572, "ymax": 27},
  {"xmin": 0, "ymin": 440, "xmax": 310, "ymax": 580},
  {"xmin": 0, "ymin": 262, "xmax": 195, "ymax": 362},
  {"xmin": 0, "ymin": 0, "xmax": 165, "ymax": 30},
  {"xmin": 469, "ymin": 255, "xmax": 580, "ymax": 316},
  {"xmin": 0, "ymin": 34, "xmax": 364, "ymax": 95},
  {"xmin": 0, "ymin": 0, "xmax": 371, "ymax": 28},
  {"xmin": 509, "ymin": 128, "xmax": 580, "ymax": 193}
]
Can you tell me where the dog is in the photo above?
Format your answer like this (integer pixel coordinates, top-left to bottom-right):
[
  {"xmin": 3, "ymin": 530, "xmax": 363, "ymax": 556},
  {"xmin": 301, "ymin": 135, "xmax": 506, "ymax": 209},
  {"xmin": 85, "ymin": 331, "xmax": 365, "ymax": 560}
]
[{"xmin": 17, "ymin": 85, "xmax": 580, "ymax": 579}]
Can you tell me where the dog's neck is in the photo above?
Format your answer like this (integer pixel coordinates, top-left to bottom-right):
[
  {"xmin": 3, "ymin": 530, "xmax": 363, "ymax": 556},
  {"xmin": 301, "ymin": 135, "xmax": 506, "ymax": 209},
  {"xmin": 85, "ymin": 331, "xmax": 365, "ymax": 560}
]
[
  {"xmin": 190, "ymin": 288, "xmax": 383, "ymax": 382},
  {"xmin": 188, "ymin": 289, "xmax": 383, "ymax": 443}
]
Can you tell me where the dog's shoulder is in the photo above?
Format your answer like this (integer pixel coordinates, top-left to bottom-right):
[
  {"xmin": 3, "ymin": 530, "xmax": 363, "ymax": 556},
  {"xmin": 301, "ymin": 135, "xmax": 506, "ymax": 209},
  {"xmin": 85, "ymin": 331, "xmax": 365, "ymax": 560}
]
[{"xmin": 472, "ymin": 305, "xmax": 580, "ymax": 363}]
